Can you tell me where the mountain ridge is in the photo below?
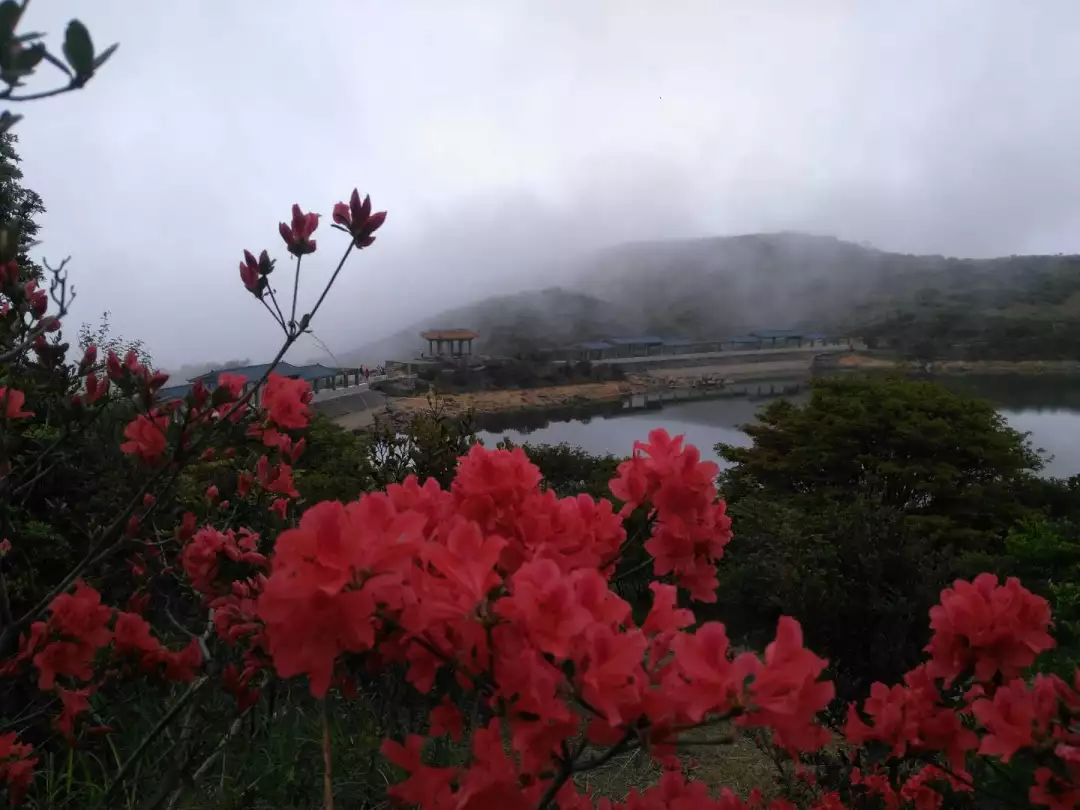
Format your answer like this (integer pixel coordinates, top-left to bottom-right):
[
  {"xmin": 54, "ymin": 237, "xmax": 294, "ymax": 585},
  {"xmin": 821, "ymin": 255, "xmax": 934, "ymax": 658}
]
[{"xmin": 338, "ymin": 232, "xmax": 1080, "ymax": 363}]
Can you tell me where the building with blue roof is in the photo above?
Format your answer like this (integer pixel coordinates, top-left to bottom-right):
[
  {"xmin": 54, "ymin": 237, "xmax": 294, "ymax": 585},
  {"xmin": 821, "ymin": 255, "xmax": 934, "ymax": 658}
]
[{"xmin": 160, "ymin": 360, "xmax": 369, "ymax": 403}]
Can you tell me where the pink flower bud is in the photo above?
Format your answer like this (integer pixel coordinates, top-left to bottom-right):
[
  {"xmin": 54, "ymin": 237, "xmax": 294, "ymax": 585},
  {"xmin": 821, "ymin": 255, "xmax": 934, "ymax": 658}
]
[
  {"xmin": 84, "ymin": 372, "xmax": 109, "ymax": 404},
  {"xmin": 279, "ymin": 204, "xmax": 319, "ymax": 256},
  {"xmin": 106, "ymin": 351, "xmax": 123, "ymax": 381},
  {"xmin": 79, "ymin": 344, "xmax": 98, "ymax": 374},
  {"xmin": 239, "ymin": 250, "xmax": 262, "ymax": 295}
]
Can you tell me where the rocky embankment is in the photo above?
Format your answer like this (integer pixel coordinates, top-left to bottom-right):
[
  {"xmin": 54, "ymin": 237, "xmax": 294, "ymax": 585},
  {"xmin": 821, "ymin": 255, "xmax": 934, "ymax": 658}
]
[{"xmin": 385, "ymin": 380, "xmax": 641, "ymax": 423}]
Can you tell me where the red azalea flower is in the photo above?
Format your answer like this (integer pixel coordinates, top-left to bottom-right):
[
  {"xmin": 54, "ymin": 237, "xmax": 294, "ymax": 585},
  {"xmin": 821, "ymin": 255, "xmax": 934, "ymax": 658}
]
[
  {"xmin": 260, "ymin": 373, "xmax": 311, "ymax": 430},
  {"xmin": 105, "ymin": 350, "xmax": 123, "ymax": 381},
  {"xmin": 79, "ymin": 343, "xmax": 97, "ymax": 372},
  {"xmin": 1031, "ymin": 767, "xmax": 1080, "ymax": 810},
  {"xmin": 279, "ymin": 204, "xmax": 319, "ymax": 256},
  {"xmin": 239, "ymin": 249, "xmax": 262, "ymax": 295},
  {"xmin": 972, "ymin": 674, "xmax": 1062, "ymax": 762},
  {"xmin": 54, "ymin": 687, "xmax": 93, "ymax": 743},
  {"xmin": 269, "ymin": 498, "xmax": 288, "ymax": 520},
  {"xmin": 32, "ymin": 582, "xmax": 113, "ymax": 689},
  {"xmin": 0, "ymin": 386, "xmax": 33, "ymax": 420},
  {"xmin": 926, "ymin": 573, "xmax": 1054, "ymax": 685},
  {"xmin": 0, "ymin": 731, "xmax": 36, "ymax": 805},
  {"xmin": 741, "ymin": 617, "xmax": 834, "ymax": 753},
  {"xmin": 23, "ymin": 280, "xmax": 46, "ymax": 316},
  {"xmin": 217, "ymin": 372, "xmax": 247, "ymax": 400},
  {"xmin": 84, "ymin": 371, "xmax": 109, "ymax": 404},
  {"xmin": 331, "ymin": 189, "xmax": 387, "ymax": 248},
  {"xmin": 120, "ymin": 413, "xmax": 169, "ymax": 463},
  {"xmin": 256, "ymin": 456, "xmax": 300, "ymax": 498}
]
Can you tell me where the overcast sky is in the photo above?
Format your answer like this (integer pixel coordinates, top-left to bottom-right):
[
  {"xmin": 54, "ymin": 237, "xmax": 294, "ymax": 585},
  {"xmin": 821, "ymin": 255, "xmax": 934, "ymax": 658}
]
[{"xmin": 12, "ymin": 1, "xmax": 1080, "ymax": 368}]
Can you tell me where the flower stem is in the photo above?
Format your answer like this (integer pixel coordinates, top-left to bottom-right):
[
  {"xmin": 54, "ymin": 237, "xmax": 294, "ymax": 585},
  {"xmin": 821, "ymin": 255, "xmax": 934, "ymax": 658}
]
[
  {"xmin": 290, "ymin": 254, "xmax": 302, "ymax": 331},
  {"xmin": 322, "ymin": 697, "xmax": 334, "ymax": 810}
]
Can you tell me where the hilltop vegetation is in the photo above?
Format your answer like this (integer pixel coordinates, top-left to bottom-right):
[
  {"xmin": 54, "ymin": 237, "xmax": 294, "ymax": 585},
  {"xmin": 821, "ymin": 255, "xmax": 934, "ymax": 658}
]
[{"xmin": 346, "ymin": 232, "xmax": 1080, "ymax": 361}]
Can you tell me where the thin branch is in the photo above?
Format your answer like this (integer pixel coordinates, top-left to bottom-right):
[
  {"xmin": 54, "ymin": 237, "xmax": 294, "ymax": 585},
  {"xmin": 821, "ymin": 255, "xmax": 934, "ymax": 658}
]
[
  {"xmin": 289, "ymin": 254, "xmax": 301, "ymax": 329},
  {"xmin": 101, "ymin": 676, "xmax": 208, "ymax": 804},
  {"xmin": 0, "ymin": 82, "xmax": 83, "ymax": 102},
  {"xmin": 266, "ymin": 284, "xmax": 288, "ymax": 333},
  {"xmin": 322, "ymin": 698, "xmax": 335, "ymax": 810},
  {"xmin": 570, "ymin": 730, "xmax": 638, "ymax": 774},
  {"xmin": 610, "ymin": 556, "xmax": 654, "ymax": 585}
]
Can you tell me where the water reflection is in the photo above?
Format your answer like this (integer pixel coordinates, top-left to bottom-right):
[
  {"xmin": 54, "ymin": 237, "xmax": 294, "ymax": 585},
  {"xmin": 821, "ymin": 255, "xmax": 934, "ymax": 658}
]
[
  {"xmin": 476, "ymin": 378, "xmax": 806, "ymax": 466},
  {"xmin": 477, "ymin": 374, "xmax": 1080, "ymax": 478}
]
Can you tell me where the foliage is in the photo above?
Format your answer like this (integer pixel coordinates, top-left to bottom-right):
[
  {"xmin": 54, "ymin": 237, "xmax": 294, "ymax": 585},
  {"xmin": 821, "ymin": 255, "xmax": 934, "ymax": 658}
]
[
  {"xmin": 0, "ymin": 6, "xmax": 117, "ymax": 131},
  {"xmin": 495, "ymin": 440, "xmax": 622, "ymax": 499},
  {"xmin": 367, "ymin": 394, "xmax": 478, "ymax": 488},
  {"xmin": 76, "ymin": 311, "xmax": 152, "ymax": 370},
  {"xmin": 0, "ymin": 133, "xmax": 41, "ymax": 267},
  {"xmin": 418, "ymin": 357, "xmax": 626, "ymax": 394},
  {"xmin": 715, "ymin": 375, "xmax": 1047, "ymax": 697},
  {"xmin": 1000, "ymin": 516, "xmax": 1080, "ymax": 675}
]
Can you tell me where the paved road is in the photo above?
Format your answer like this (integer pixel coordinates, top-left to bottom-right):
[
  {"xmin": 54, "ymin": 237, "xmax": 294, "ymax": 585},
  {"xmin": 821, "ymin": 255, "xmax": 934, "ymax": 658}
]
[{"xmin": 312, "ymin": 387, "xmax": 387, "ymax": 428}]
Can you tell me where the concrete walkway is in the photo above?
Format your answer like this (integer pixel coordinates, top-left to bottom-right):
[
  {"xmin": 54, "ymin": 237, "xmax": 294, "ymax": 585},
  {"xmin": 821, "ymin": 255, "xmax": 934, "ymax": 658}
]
[{"xmin": 590, "ymin": 343, "xmax": 855, "ymax": 370}]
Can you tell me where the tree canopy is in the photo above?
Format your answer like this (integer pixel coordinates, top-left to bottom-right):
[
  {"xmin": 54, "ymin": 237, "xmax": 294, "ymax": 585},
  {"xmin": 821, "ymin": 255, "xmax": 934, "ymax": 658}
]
[{"xmin": 714, "ymin": 375, "xmax": 1048, "ymax": 696}]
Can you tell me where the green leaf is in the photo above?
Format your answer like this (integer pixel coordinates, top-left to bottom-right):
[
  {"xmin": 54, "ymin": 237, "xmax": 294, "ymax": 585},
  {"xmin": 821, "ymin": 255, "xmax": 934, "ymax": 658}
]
[
  {"xmin": 11, "ymin": 43, "xmax": 43, "ymax": 74},
  {"xmin": 0, "ymin": 1, "xmax": 22, "ymax": 44},
  {"xmin": 92, "ymin": 42, "xmax": 118, "ymax": 70},
  {"xmin": 62, "ymin": 19, "xmax": 94, "ymax": 77},
  {"xmin": 0, "ymin": 110, "xmax": 22, "ymax": 134}
]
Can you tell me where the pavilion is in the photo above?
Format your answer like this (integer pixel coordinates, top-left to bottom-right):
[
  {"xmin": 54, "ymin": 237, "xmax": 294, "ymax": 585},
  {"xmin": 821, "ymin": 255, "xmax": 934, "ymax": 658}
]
[{"xmin": 421, "ymin": 329, "xmax": 478, "ymax": 358}]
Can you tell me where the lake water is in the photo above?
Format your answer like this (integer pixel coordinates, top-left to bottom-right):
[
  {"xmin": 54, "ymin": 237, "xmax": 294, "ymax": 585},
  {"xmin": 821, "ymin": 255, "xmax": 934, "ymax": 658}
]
[{"xmin": 476, "ymin": 375, "xmax": 1080, "ymax": 479}]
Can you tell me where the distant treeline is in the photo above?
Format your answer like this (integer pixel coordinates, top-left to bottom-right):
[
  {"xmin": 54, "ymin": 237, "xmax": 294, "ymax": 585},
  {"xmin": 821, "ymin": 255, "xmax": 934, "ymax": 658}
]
[{"xmin": 853, "ymin": 255, "xmax": 1080, "ymax": 360}]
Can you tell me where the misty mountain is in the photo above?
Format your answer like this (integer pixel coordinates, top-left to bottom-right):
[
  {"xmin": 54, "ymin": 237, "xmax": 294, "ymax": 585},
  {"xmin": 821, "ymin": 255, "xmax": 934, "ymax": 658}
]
[
  {"xmin": 344, "ymin": 232, "xmax": 1080, "ymax": 361},
  {"xmin": 338, "ymin": 288, "xmax": 627, "ymax": 365}
]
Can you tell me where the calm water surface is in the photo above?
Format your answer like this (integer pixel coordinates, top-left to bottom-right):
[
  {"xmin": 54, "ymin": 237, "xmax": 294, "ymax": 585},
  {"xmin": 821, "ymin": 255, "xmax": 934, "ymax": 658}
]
[{"xmin": 477, "ymin": 375, "xmax": 1080, "ymax": 478}]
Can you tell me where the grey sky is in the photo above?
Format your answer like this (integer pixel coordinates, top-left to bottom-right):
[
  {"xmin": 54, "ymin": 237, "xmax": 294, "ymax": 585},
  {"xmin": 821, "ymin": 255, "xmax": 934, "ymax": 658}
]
[{"xmin": 12, "ymin": 1, "xmax": 1080, "ymax": 368}]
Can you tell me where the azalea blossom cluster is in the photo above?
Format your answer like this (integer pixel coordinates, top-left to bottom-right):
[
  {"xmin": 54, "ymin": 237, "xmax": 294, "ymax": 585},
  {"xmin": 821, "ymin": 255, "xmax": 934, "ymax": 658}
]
[
  {"xmin": 251, "ymin": 433, "xmax": 834, "ymax": 808},
  {"xmin": 0, "ymin": 194, "xmax": 369, "ymax": 804},
  {"xmin": 244, "ymin": 429, "xmax": 1080, "ymax": 809},
  {"xmin": 0, "ymin": 581, "xmax": 202, "ymax": 748}
]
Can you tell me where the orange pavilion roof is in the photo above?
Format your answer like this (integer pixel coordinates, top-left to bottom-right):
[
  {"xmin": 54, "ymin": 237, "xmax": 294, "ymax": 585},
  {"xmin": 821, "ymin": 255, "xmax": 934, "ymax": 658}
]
[{"xmin": 421, "ymin": 329, "xmax": 479, "ymax": 341}]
